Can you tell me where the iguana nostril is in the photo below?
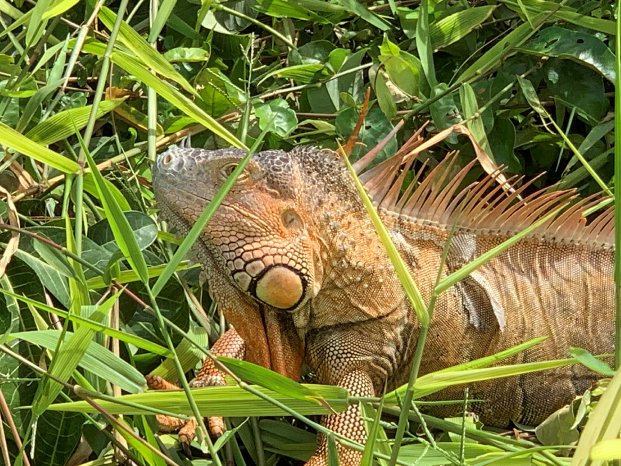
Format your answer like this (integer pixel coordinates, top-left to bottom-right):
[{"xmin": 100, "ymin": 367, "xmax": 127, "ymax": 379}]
[
  {"xmin": 255, "ymin": 266, "xmax": 304, "ymax": 309},
  {"xmin": 162, "ymin": 153, "xmax": 174, "ymax": 165}
]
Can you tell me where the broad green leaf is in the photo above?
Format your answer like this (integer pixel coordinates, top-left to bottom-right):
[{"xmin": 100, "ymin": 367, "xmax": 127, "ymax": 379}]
[
  {"xmin": 26, "ymin": 99, "xmax": 124, "ymax": 145},
  {"xmin": 379, "ymin": 35, "xmax": 425, "ymax": 97},
  {"xmin": 13, "ymin": 249, "xmax": 70, "ymax": 307},
  {"xmin": 0, "ymin": 121, "xmax": 80, "ymax": 173},
  {"xmin": 258, "ymin": 63, "xmax": 325, "ymax": 85},
  {"xmin": 373, "ymin": 69, "xmax": 397, "ymax": 119},
  {"xmin": 520, "ymin": 26, "xmax": 616, "ymax": 83},
  {"xmin": 48, "ymin": 384, "xmax": 349, "ymax": 417},
  {"xmin": 535, "ymin": 391, "xmax": 590, "ymax": 446},
  {"xmin": 544, "ymin": 59, "xmax": 609, "ymax": 123},
  {"xmin": 429, "ymin": 6, "xmax": 497, "ymax": 50},
  {"xmin": 255, "ymin": 98, "xmax": 298, "ymax": 137},
  {"xmin": 34, "ymin": 411, "xmax": 82, "ymax": 466}
]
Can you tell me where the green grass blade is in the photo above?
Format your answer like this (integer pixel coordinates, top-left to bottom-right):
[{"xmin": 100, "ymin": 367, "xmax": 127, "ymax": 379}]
[
  {"xmin": 81, "ymin": 40, "xmax": 244, "ymax": 149},
  {"xmin": 48, "ymin": 384, "xmax": 350, "ymax": 416},
  {"xmin": 615, "ymin": 0, "xmax": 621, "ymax": 371},
  {"xmin": 1, "ymin": 290, "xmax": 171, "ymax": 357},
  {"xmin": 26, "ymin": 99, "xmax": 124, "ymax": 145},
  {"xmin": 458, "ymin": 13, "xmax": 546, "ymax": 82},
  {"xmin": 83, "ymin": 148, "xmax": 149, "ymax": 284},
  {"xmin": 385, "ymin": 358, "xmax": 576, "ymax": 403},
  {"xmin": 416, "ymin": 0, "xmax": 436, "ymax": 88},
  {"xmin": 9, "ymin": 328, "xmax": 145, "ymax": 393},
  {"xmin": 0, "ymin": 121, "xmax": 80, "ymax": 173},
  {"xmin": 31, "ymin": 293, "xmax": 121, "ymax": 415},
  {"xmin": 98, "ymin": 6, "xmax": 197, "ymax": 96}
]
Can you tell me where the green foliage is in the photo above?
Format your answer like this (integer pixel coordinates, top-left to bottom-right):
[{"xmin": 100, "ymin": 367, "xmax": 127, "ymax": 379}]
[{"xmin": 0, "ymin": 1, "xmax": 618, "ymax": 465}]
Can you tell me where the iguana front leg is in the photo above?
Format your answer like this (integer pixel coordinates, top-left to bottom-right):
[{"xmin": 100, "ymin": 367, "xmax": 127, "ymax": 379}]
[
  {"xmin": 146, "ymin": 327, "xmax": 245, "ymax": 442},
  {"xmin": 306, "ymin": 370, "xmax": 375, "ymax": 466}
]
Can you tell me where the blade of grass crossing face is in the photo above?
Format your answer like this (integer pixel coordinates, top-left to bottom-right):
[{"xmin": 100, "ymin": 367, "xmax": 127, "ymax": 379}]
[
  {"xmin": 83, "ymin": 147, "xmax": 149, "ymax": 284},
  {"xmin": 152, "ymin": 127, "xmax": 269, "ymax": 297}
]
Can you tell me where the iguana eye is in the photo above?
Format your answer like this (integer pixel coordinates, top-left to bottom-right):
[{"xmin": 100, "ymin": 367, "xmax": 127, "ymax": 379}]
[
  {"xmin": 220, "ymin": 163, "xmax": 248, "ymax": 182},
  {"xmin": 282, "ymin": 209, "xmax": 302, "ymax": 229}
]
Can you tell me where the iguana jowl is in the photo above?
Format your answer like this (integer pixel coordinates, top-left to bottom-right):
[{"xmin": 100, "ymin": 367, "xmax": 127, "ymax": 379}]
[{"xmin": 152, "ymin": 138, "xmax": 614, "ymax": 465}]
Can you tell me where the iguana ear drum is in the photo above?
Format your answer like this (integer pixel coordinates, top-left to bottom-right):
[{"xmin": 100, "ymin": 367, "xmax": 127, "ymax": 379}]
[{"xmin": 253, "ymin": 265, "xmax": 306, "ymax": 310}]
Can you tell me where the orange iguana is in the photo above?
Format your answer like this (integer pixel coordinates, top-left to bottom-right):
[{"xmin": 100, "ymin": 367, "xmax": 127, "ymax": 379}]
[{"xmin": 151, "ymin": 131, "xmax": 614, "ymax": 465}]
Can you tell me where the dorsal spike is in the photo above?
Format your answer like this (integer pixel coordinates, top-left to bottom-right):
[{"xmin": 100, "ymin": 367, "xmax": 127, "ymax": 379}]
[{"xmin": 356, "ymin": 125, "xmax": 613, "ymax": 247}]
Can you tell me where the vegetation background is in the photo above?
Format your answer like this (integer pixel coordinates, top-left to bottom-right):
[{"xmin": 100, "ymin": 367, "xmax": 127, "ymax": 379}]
[{"xmin": 0, "ymin": 0, "xmax": 620, "ymax": 465}]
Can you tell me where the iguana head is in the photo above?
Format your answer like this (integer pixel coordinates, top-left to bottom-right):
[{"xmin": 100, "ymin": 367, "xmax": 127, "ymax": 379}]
[
  {"xmin": 153, "ymin": 146, "xmax": 327, "ymax": 309},
  {"xmin": 153, "ymin": 146, "xmax": 351, "ymax": 376}
]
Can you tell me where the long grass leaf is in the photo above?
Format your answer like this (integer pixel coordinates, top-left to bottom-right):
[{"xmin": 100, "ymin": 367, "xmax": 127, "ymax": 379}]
[
  {"xmin": 8, "ymin": 328, "xmax": 145, "ymax": 393},
  {"xmin": 458, "ymin": 13, "xmax": 546, "ymax": 82},
  {"xmin": 98, "ymin": 7, "xmax": 197, "ymax": 96},
  {"xmin": 31, "ymin": 293, "xmax": 121, "ymax": 415},
  {"xmin": 26, "ymin": 99, "xmax": 124, "ymax": 145},
  {"xmin": 48, "ymin": 384, "xmax": 349, "ymax": 416},
  {"xmin": 0, "ymin": 122, "xmax": 80, "ymax": 173},
  {"xmin": 81, "ymin": 40, "xmax": 244, "ymax": 148},
  {"xmin": 83, "ymin": 148, "xmax": 149, "ymax": 283}
]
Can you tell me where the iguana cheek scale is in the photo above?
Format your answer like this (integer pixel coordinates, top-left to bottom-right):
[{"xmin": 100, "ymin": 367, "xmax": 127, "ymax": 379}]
[{"xmin": 152, "ymin": 143, "xmax": 614, "ymax": 466}]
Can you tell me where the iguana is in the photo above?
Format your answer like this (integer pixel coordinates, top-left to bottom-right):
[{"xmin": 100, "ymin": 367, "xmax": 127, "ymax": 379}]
[{"xmin": 151, "ymin": 131, "xmax": 615, "ymax": 465}]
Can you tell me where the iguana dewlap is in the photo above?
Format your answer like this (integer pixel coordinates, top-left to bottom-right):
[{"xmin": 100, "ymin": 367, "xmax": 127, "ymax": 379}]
[{"xmin": 152, "ymin": 144, "xmax": 614, "ymax": 466}]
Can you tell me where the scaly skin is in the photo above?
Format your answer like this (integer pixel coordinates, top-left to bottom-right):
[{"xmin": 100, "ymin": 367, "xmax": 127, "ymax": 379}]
[{"xmin": 152, "ymin": 146, "xmax": 614, "ymax": 465}]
